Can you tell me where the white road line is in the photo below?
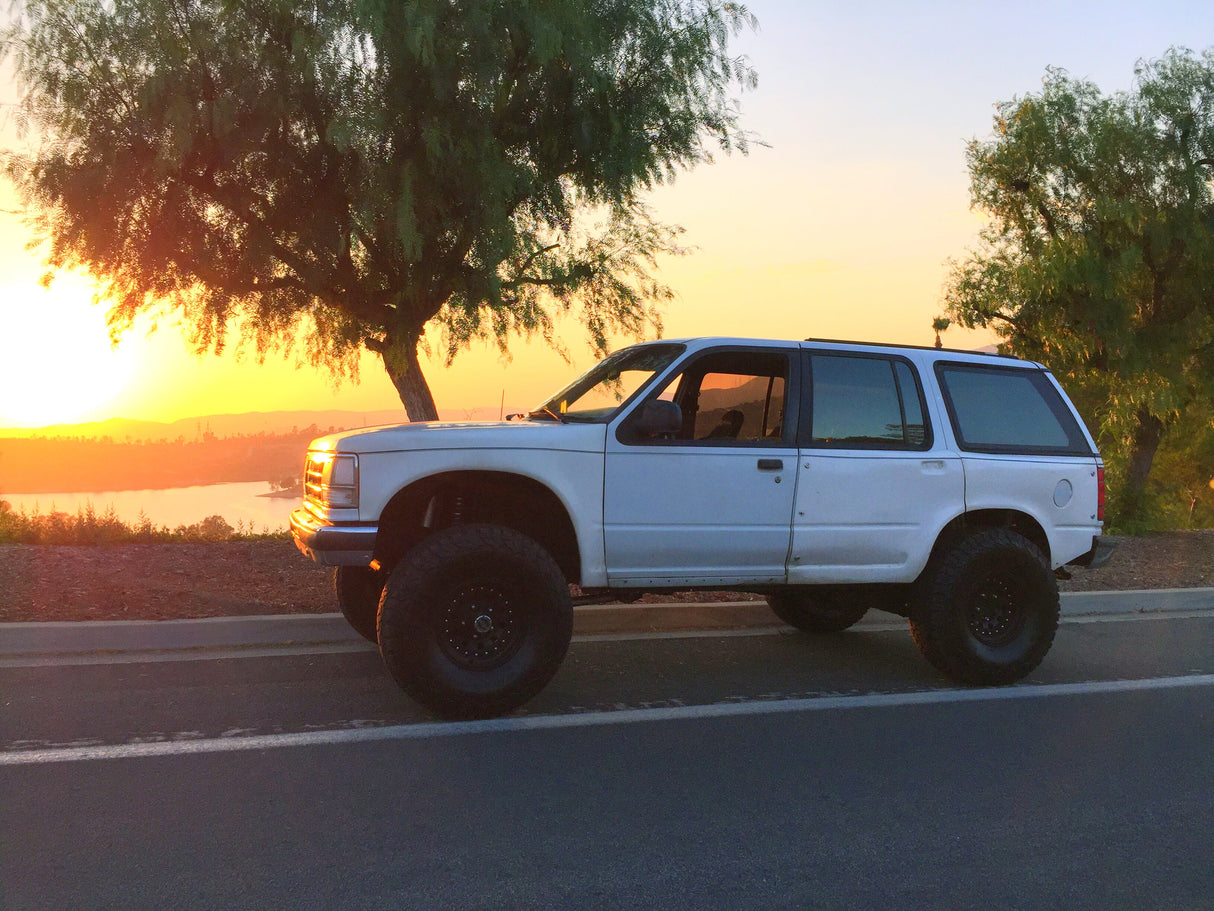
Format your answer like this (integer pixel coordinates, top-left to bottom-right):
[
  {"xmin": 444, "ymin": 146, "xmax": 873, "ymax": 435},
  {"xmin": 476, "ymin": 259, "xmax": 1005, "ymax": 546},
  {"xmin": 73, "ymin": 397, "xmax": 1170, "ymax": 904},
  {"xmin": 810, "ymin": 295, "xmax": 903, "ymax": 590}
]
[
  {"xmin": 4, "ymin": 673, "xmax": 1213, "ymax": 767},
  {"xmin": 1063, "ymin": 608, "xmax": 1214, "ymax": 624}
]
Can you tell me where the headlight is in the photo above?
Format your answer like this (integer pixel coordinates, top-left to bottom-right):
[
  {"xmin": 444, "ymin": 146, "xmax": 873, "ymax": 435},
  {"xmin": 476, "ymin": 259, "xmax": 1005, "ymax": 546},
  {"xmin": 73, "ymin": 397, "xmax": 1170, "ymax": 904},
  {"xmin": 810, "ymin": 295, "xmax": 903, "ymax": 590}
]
[{"xmin": 304, "ymin": 451, "xmax": 359, "ymax": 509}]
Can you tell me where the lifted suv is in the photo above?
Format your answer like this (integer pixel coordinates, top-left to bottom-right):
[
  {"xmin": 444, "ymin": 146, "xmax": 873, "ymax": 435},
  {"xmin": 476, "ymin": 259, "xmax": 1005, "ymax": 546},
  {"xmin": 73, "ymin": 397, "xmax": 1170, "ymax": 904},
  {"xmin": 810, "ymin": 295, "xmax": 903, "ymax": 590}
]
[{"xmin": 291, "ymin": 337, "xmax": 1112, "ymax": 718}]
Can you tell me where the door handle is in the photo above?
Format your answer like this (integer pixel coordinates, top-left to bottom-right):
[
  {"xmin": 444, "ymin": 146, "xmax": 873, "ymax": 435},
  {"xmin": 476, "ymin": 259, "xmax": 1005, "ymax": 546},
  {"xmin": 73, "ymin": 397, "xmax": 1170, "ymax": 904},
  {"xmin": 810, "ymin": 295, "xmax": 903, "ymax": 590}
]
[{"xmin": 757, "ymin": 459, "xmax": 783, "ymax": 471}]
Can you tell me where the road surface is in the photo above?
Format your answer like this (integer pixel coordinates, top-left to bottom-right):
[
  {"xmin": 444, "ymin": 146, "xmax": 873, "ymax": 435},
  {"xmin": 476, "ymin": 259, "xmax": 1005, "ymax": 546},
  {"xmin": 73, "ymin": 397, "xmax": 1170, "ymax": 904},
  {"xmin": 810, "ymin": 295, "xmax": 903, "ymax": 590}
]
[{"xmin": 2, "ymin": 592, "xmax": 1212, "ymax": 910}]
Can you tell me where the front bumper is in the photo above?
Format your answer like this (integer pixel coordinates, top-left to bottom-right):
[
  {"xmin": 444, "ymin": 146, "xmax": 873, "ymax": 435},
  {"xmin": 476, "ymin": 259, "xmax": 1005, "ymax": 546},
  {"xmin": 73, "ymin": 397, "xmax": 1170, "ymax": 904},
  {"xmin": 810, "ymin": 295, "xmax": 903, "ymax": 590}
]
[
  {"xmin": 290, "ymin": 507, "xmax": 378, "ymax": 567},
  {"xmin": 1068, "ymin": 535, "xmax": 1116, "ymax": 570}
]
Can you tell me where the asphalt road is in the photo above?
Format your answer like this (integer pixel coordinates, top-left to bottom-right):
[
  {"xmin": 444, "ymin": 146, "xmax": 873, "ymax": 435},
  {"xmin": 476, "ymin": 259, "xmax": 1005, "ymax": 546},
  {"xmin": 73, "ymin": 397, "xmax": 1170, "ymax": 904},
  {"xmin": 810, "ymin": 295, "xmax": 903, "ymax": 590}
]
[{"xmin": 2, "ymin": 593, "xmax": 1213, "ymax": 910}]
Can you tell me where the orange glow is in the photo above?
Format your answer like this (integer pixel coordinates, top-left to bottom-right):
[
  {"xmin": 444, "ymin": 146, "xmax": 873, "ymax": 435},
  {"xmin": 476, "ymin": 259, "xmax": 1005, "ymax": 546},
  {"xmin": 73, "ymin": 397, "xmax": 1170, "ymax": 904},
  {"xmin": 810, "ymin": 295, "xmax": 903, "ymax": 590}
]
[
  {"xmin": 0, "ymin": 3, "xmax": 1192, "ymax": 434},
  {"xmin": 0, "ymin": 273, "xmax": 139, "ymax": 427}
]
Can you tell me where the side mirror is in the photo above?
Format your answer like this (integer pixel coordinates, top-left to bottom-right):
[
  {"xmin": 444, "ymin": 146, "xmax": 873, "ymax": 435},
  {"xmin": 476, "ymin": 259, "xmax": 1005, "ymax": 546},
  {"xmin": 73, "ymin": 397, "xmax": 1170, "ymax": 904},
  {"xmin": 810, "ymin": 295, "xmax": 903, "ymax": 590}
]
[{"xmin": 634, "ymin": 399, "xmax": 683, "ymax": 436}]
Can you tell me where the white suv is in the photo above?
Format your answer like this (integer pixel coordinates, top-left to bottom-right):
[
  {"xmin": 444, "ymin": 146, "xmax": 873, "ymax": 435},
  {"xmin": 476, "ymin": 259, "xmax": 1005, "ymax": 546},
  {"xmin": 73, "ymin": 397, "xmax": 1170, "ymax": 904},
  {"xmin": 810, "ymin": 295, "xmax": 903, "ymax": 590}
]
[{"xmin": 291, "ymin": 337, "xmax": 1112, "ymax": 717}]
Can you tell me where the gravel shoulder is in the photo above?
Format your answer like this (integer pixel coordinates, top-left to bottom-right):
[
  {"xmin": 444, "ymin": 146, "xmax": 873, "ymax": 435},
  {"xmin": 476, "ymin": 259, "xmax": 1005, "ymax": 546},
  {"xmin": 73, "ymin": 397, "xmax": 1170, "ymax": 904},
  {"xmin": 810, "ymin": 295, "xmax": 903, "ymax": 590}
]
[{"xmin": 1, "ymin": 532, "xmax": 1210, "ymax": 624}]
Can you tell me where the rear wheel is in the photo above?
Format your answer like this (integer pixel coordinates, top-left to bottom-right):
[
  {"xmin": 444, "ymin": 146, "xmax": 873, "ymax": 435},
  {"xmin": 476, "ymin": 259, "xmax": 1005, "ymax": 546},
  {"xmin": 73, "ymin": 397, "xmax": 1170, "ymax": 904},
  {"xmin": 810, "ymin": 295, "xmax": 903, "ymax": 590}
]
[
  {"xmin": 377, "ymin": 524, "xmax": 572, "ymax": 719},
  {"xmin": 910, "ymin": 528, "xmax": 1059, "ymax": 685},
  {"xmin": 767, "ymin": 587, "xmax": 870, "ymax": 633},
  {"xmin": 334, "ymin": 565, "xmax": 384, "ymax": 643}
]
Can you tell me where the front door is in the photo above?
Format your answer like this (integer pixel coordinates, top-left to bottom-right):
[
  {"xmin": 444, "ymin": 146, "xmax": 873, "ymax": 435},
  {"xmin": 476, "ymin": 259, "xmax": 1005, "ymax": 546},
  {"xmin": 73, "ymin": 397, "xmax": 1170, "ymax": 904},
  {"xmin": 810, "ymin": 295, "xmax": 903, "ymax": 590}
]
[{"xmin": 603, "ymin": 346, "xmax": 800, "ymax": 587}]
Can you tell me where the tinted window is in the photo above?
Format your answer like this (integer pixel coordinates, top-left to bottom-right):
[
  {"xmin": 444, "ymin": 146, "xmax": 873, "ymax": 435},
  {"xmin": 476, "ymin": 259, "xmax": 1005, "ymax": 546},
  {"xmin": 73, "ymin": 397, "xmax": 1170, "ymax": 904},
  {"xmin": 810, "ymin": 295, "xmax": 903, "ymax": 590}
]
[
  {"xmin": 936, "ymin": 364, "xmax": 1091, "ymax": 455},
  {"xmin": 808, "ymin": 355, "xmax": 930, "ymax": 450},
  {"xmin": 895, "ymin": 361, "xmax": 927, "ymax": 446}
]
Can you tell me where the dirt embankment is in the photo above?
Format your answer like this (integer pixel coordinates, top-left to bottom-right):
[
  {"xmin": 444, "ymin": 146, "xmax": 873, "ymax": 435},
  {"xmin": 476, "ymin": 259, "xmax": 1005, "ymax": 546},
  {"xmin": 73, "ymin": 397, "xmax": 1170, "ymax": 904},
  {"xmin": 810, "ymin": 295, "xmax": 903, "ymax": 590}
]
[{"xmin": 0, "ymin": 532, "xmax": 1210, "ymax": 624}]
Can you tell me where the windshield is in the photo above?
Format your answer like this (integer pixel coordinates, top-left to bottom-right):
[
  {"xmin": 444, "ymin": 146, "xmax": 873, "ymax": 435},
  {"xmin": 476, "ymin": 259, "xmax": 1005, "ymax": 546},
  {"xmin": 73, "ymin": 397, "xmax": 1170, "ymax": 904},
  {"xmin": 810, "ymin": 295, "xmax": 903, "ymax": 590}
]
[{"xmin": 530, "ymin": 343, "xmax": 686, "ymax": 423}]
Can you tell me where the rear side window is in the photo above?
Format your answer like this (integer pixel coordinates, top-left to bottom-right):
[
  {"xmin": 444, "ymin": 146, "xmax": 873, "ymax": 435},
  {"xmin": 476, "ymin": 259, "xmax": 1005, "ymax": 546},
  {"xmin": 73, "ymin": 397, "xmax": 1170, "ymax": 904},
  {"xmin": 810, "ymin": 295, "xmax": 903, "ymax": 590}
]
[
  {"xmin": 935, "ymin": 363, "xmax": 1091, "ymax": 455},
  {"xmin": 806, "ymin": 354, "xmax": 931, "ymax": 450}
]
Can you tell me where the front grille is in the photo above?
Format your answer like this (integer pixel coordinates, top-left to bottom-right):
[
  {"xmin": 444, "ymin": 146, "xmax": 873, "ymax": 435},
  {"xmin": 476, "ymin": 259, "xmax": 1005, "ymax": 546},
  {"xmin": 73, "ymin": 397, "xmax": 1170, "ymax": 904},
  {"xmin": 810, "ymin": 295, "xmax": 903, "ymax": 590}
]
[{"xmin": 304, "ymin": 453, "xmax": 326, "ymax": 504}]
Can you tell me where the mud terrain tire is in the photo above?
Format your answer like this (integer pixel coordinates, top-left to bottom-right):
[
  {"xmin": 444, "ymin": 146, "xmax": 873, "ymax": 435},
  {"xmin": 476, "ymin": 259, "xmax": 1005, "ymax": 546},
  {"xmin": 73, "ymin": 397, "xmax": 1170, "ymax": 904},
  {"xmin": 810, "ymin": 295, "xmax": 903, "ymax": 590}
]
[
  {"xmin": 377, "ymin": 524, "xmax": 572, "ymax": 719},
  {"xmin": 910, "ymin": 529, "xmax": 1059, "ymax": 685},
  {"xmin": 766, "ymin": 587, "xmax": 870, "ymax": 632},
  {"xmin": 334, "ymin": 565, "xmax": 384, "ymax": 643}
]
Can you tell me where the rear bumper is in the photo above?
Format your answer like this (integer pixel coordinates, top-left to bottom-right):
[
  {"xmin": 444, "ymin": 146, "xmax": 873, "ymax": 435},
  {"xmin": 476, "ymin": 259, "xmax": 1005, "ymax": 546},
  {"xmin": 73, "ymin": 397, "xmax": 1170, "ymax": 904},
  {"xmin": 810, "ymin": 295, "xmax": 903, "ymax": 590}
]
[
  {"xmin": 290, "ymin": 507, "xmax": 377, "ymax": 567},
  {"xmin": 1068, "ymin": 535, "xmax": 1116, "ymax": 570}
]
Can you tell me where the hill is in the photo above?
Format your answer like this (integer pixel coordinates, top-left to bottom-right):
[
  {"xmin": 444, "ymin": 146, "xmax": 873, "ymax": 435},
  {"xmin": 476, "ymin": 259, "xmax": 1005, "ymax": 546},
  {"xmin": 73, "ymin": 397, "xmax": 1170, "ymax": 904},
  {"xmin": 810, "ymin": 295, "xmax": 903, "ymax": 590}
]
[
  {"xmin": 0, "ymin": 409, "xmax": 411, "ymax": 442},
  {"xmin": 0, "ymin": 429, "xmax": 321, "ymax": 494},
  {"xmin": 0, "ymin": 406, "xmax": 519, "ymax": 494}
]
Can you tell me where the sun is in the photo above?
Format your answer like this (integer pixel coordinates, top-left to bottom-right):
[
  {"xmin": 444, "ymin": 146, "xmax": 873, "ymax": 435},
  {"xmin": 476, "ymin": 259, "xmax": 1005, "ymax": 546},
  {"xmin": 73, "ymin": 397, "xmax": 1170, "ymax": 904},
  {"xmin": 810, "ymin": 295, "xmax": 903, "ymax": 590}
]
[{"xmin": 0, "ymin": 275, "xmax": 139, "ymax": 428}]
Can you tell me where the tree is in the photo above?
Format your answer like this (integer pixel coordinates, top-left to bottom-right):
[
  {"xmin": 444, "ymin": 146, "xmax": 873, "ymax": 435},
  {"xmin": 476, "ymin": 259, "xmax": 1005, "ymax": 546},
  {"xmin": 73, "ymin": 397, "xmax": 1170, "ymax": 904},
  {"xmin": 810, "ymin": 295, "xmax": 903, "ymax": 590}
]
[
  {"xmin": 1146, "ymin": 399, "xmax": 1214, "ymax": 527},
  {"xmin": 1, "ymin": 0, "xmax": 757, "ymax": 419},
  {"xmin": 942, "ymin": 48, "xmax": 1214, "ymax": 524}
]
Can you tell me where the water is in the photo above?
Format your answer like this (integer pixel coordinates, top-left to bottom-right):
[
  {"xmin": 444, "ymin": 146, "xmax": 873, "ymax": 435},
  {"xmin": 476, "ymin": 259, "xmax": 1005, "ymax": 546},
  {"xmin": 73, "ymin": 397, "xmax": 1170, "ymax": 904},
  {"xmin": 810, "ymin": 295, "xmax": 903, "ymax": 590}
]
[{"xmin": 2, "ymin": 482, "xmax": 301, "ymax": 532}]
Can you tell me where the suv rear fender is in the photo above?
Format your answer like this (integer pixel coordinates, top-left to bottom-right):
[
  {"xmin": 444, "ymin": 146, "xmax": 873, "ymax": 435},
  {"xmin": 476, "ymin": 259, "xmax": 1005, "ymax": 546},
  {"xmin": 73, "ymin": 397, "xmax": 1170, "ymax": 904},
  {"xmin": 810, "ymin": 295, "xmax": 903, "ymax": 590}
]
[
  {"xmin": 371, "ymin": 470, "xmax": 592, "ymax": 585},
  {"xmin": 959, "ymin": 455, "xmax": 1103, "ymax": 568},
  {"xmin": 921, "ymin": 510, "xmax": 1051, "ymax": 581}
]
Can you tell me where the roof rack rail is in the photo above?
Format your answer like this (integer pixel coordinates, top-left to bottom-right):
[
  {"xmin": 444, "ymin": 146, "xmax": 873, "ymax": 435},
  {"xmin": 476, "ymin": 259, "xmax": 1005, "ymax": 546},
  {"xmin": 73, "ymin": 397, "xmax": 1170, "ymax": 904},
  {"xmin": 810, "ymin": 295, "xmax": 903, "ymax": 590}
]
[{"xmin": 803, "ymin": 337, "xmax": 1014, "ymax": 358}]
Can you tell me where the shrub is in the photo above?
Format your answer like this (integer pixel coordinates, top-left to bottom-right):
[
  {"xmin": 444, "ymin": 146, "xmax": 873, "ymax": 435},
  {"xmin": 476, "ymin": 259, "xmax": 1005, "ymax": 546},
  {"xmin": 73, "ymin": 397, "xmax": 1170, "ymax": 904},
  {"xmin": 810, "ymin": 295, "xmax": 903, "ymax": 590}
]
[{"xmin": 0, "ymin": 500, "xmax": 287, "ymax": 545}]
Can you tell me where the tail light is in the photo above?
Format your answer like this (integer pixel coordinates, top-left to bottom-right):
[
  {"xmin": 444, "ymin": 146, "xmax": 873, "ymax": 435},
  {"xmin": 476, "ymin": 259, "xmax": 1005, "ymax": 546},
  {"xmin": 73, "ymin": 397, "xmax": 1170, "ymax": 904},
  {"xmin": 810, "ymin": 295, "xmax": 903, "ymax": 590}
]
[{"xmin": 1097, "ymin": 466, "xmax": 1106, "ymax": 522}]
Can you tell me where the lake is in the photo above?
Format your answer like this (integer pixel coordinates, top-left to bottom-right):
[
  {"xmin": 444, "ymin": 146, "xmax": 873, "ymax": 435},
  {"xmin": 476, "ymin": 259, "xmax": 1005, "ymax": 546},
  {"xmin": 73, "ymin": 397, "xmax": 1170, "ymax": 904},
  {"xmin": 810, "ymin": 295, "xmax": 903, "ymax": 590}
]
[{"xmin": 2, "ymin": 482, "xmax": 302, "ymax": 532}]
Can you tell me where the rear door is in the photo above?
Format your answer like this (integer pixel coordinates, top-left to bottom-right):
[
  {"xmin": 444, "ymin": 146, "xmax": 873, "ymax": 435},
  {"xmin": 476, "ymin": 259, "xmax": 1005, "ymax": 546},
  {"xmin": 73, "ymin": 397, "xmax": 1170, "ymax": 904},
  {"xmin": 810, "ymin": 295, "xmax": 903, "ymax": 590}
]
[{"xmin": 789, "ymin": 350, "xmax": 964, "ymax": 583}]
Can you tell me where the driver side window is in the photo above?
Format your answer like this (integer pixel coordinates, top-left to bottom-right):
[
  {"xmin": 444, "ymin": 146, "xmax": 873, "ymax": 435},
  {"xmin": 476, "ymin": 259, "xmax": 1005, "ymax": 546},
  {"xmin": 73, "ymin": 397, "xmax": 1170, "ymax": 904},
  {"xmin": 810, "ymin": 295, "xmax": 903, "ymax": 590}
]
[{"xmin": 628, "ymin": 349, "xmax": 793, "ymax": 445}]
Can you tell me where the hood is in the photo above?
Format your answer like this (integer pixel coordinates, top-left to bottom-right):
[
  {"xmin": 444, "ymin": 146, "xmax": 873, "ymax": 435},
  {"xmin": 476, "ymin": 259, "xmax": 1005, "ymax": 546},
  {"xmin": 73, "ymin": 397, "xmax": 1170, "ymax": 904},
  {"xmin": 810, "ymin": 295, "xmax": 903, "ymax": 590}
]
[{"xmin": 307, "ymin": 419, "xmax": 608, "ymax": 455}]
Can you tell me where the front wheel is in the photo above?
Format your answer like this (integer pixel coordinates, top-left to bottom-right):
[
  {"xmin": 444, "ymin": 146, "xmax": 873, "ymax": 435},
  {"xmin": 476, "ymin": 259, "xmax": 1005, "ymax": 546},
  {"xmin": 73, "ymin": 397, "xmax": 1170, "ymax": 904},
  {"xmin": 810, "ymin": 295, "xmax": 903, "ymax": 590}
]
[
  {"xmin": 334, "ymin": 565, "xmax": 384, "ymax": 643},
  {"xmin": 910, "ymin": 529, "xmax": 1059, "ymax": 685},
  {"xmin": 377, "ymin": 524, "xmax": 573, "ymax": 719}
]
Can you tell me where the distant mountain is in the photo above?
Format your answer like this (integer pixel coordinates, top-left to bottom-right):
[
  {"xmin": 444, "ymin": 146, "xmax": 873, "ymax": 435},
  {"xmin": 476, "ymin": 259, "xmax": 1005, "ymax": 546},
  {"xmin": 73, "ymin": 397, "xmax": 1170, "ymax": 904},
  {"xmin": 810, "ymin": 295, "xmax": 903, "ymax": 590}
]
[
  {"xmin": 0, "ymin": 406, "xmax": 520, "ymax": 494},
  {"xmin": 0, "ymin": 406, "xmax": 506, "ymax": 441}
]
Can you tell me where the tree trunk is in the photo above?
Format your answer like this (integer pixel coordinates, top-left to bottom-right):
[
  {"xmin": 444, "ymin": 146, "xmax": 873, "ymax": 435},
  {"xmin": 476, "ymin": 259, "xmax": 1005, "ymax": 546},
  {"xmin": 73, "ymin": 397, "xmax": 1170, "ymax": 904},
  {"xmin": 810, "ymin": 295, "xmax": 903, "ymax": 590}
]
[
  {"xmin": 1118, "ymin": 406, "xmax": 1166, "ymax": 522},
  {"xmin": 381, "ymin": 341, "xmax": 439, "ymax": 422}
]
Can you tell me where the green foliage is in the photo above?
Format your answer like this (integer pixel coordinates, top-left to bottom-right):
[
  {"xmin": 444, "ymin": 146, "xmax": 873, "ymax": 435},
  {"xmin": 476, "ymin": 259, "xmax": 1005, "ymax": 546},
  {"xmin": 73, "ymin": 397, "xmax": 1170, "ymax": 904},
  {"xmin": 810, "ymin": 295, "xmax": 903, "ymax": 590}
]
[
  {"xmin": 1108, "ymin": 399, "xmax": 1214, "ymax": 533},
  {"xmin": 0, "ymin": 499, "xmax": 287, "ymax": 544},
  {"xmin": 943, "ymin": 48, "xmax": 1214, "ymax": 525},
  {"xmin": 1, "ymin": 0, "xmax": 757, "ymax": 418}
]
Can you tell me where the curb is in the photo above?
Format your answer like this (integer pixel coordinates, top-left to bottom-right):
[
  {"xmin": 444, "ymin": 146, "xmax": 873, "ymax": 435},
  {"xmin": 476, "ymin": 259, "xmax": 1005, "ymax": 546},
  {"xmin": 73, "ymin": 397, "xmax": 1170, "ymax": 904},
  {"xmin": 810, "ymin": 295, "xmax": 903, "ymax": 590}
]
[{"xmin": 2, "ymin": 589, "xmax": 1212, "ymax": 660}]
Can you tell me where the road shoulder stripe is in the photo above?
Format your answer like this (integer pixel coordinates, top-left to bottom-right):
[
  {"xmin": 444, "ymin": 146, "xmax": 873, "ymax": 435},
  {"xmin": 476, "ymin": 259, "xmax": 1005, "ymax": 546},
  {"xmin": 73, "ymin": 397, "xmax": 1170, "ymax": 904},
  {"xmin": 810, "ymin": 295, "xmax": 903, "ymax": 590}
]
[{"xmin": 4, "ymin": 673, "xmax": 1212, "ymax": 766}]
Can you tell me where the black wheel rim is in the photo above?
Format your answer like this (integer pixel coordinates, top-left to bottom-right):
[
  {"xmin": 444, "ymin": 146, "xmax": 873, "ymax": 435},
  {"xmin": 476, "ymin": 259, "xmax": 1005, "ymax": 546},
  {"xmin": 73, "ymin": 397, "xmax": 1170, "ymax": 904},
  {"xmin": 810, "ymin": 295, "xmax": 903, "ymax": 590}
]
[
  {"xmin": 966, "ymin": 572, "xmax": 1029, "ymax": 647},
  {"xmin": 436, "ymin": 581, "xmax": 526, "ymax": 670}
]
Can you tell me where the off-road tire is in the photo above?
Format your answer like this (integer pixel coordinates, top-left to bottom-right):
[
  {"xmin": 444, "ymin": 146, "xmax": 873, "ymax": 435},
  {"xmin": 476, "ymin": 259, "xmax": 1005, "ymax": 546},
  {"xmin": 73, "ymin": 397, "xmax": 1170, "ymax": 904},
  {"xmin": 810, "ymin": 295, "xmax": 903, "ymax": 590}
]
[
  {"xmin": 333, "ymin": 565, "xmax": 384, "ymax": 643},
  {"xmin": 909, "ymin": 528, "xmax": 1059, "ymax": 685},
  {"xmin": 767, "ymin": 587, "xmax": 870, "ymax": 633},
  {"xmin": 377, "ymin": 524, "xmax": 572, "ymax": 719}
]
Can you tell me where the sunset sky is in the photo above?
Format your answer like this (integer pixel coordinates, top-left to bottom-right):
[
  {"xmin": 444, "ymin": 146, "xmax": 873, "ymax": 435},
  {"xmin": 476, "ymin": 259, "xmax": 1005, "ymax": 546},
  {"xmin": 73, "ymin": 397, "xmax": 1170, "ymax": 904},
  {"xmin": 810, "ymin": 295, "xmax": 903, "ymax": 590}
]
[{"xmin": 2, "ymin": 0, "xmax": 1212, "ymax": 429}]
